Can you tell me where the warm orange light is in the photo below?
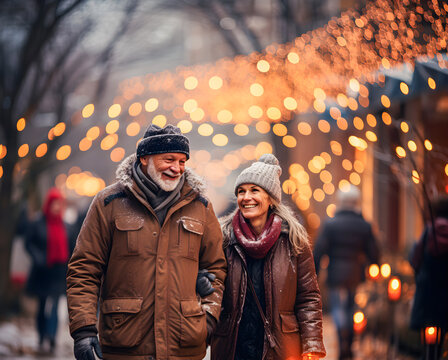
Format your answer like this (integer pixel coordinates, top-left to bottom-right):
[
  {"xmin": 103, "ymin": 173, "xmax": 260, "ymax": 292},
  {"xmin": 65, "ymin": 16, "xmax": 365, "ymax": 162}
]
[
  {"xmin": 128, "ymin": 102, "xmax": 142, "ymax": 117},
  {"xmin": 287, "ymin": 52, "xmax": 300, "ymax": 64},
  {"xmin": 382, "ymin": 112, "xmax": 392, "ymax": 125},
  {"xmin": 400, "ymin": 82, "xmax": 409, "ymax": 95},
  {"xmin": 255, "ymin": 142, "xmax": 272, "ymax": 158},
  {"xmin": 297, "ymin": 122, "xmax": 312, "ymax": 135},
  {"xmin": 266, "ymin": 107, "xmax": 281, "ymax": 120},
  {"xmin": 368, "ymin": 264, "xmax": 380, "ymax": 280},
  {"xmin": 152, "ymin": 114, "xmax": 167, "ymax": 127},
  {"xmin": 256, "ymin": 60, "xmax": 270, "ymax": 72},
  {"xmin": 388, "ymin": 277, "xmax": 401, "ymax": 301},
  {"xmin": 86, "ymin": 126, "xmax": 100, "ymax": 141},
  {"xmin": 317, "ymin": 120, "xmax": 330, "ymax": 133},
  {"xmin": 56, "ymin": 145, "xmax": 71, "ymax": 161},
  {"xmin": 256, "ymin": 121, "xmax": 270, "ymax": 134},
  {"xmin": 353, "ymin": 117, "xmax": 364, "ymax": 130},
  {"xmin": 400, "ymin": 121, "xmax": 409, "ymax": 133},
  {"xmin": 101, "ymin": 134, "xmax": 118, "ymax": 151},
  {"xmin": 209, "ymin": 76, "xmax": 223, "ymax": 90},
  {"xmin": 212, "ymin": 134, "xmax": 228, "ymax": 146},
  {"xmin": 250, "ymin": 83, "xmax": 264, "ymax": 96},
  {"xmin": 424, "ymin": 140, "xmax": 433, "ymax": 151},
  {"xmin": 381, "ymin": 95, "xmax": 391, "ymax": 108},
  {"xmin": 380, "ymin": 263, "xmax": 391, "ymax": 278},
  {"xmin": 248, "ymin": 105, "xmax": 263, "ymax": 119},
  {"xmin": 145, "ymin": 98, "xmax": 159, "ymax": 112},
  {"xmin": 35, "ymin": 143, "xmax": 48, "ymax": 158},
  {"xmin": 428, "ymin": 77, "xmax": 436, "ymax": 89},
  {"xmin": 353, "ymin": 311, "xmax": 367, "ymax": 334},
  {"xmin": 0, "ymin": 145, "xmax": 6, "ymax": 159},
  {"xmin": 82, "ymin": 104, "xmax": 94, "ymax": 118},
  {"xmin": 184, "ymin": 76, "xmax": 198, "ymax": 90},
  {"xmin": 79, "ymin": 138, "xmax": 92, "ymax": 152},
  {"xmin": 396, "ymin": 146, "xmax": 406, "ymax": 158},
  {"xmin": 108, "ymin": 104, "xmax": 121, "ymax": 118},
  {"xmin": 273, "ymin": 124, "xmax": 287, "ymax": 136},
  {"xmin": 110, "ymin": 147, "xmax": 125, "ymax": 162},
  {"xmin": 126, "ymin": 122, "xmax": 141, "ymax": 137},
  {"xmin": 234, "ymin": 124, "xmax": 249, "ymax": 136},
  {"xmin": 282, "ymin": 180, "xmax": 297, "ymax": 195},
  {"xmin": 412, "ymin": 170, "xmax": 420, "ymax": 184},
  {"xmin": 198, "ymin": 123, "xmax": 214, "ymax": 136},
  {"xmin": 177, "ymin": 120, "xmax": 193, "ymax": 134},
  {"xmin": 18, "ymin": 144, "xmax": 29, "ymax": 158},
  {"xmin": 106, "ymin": 120, "xmax": 120, "ymax": 134},
  {"xmin": 424, "ymin": 327, "xmax": 438, "ymax": 345},
  {"xmin": 408, "ymin": 140, "xmax": 417, "ymax": 152},
  {"xmin": 17, "ymin": 118, "xmax": 26, "ymax": 132}
]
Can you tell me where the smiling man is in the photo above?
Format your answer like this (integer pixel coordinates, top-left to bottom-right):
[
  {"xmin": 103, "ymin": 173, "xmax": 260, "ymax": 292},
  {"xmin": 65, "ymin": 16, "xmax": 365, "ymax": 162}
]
[{"xmin": 67, "ymin": 124, "xmax": 227, "ymax": 360}]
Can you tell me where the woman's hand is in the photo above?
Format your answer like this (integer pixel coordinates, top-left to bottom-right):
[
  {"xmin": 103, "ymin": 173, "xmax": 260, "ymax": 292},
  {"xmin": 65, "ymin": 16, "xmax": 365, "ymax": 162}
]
[{"xmin": 302, "ymin": 353, "xmax": 320, "ymax": 360}]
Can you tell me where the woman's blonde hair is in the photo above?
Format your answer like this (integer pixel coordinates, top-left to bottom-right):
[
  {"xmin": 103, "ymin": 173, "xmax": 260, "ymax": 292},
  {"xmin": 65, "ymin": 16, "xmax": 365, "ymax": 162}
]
[{"xmin": 220, "ymin": 196, "xmax": 309, "ymax": 256}]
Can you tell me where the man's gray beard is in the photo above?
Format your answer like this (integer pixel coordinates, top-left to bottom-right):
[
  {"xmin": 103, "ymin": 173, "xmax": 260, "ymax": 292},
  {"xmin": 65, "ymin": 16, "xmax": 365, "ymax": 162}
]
[{"xmin": 146, "ymin": 158, "xmax": 181, "ymax": 192}]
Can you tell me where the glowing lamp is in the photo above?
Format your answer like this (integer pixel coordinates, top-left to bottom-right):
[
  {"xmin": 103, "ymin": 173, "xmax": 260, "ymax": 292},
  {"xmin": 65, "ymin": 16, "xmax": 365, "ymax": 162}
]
[
  {"xmin": 353, "ymin": 311, "xmax": 367, "ymax": 334},
  {"xmin": 380, "ymin": 263, "xmax": 391, "ymax": 279},
  {"xmin": 368, "ymin": 264, "xmax": 380, "ymax": 280},
  {"xmin": 424, "ymin": 327, "xmax": 438, "ymax": 345},
  {"xmin": 388, "ymin": 277, "xmax": 401, "ymax": 301}
]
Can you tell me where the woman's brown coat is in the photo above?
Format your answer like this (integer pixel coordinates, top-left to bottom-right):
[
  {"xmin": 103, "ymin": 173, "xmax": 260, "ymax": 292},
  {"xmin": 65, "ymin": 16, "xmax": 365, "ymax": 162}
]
[
  {"xmin": 67, "ymin": 155, "xmax": 227, "ymax": 360},
  {"xmin": 211, "ymin": 220, "xmax": 325, "ymax": 360}
]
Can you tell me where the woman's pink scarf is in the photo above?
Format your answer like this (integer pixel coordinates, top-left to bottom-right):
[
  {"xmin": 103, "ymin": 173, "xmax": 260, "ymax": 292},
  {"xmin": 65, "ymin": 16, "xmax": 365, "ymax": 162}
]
[{"xmin": 232, "ymin": 210, "xmax": 282, "ymax": 259}]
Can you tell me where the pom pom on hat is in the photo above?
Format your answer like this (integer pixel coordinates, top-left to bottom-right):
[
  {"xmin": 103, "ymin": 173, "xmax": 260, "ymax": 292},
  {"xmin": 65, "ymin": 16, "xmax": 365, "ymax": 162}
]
[{"xmin": 234, "ymin": 153, "xmax": 282, "ymax": 202}]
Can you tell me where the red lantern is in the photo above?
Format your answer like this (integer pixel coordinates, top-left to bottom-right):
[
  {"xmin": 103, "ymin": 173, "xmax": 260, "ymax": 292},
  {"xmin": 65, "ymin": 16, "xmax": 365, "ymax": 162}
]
[{"xmin": 388, "ymin": 277, "xmax": 401, "ymax": 301}]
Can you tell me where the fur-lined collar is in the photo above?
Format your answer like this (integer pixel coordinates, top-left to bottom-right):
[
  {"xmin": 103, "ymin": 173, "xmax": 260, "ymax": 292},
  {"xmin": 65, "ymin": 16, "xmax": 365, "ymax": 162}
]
[{"xmin": 115, "ymin": 154, "xmax": 207, "ymax": 197}]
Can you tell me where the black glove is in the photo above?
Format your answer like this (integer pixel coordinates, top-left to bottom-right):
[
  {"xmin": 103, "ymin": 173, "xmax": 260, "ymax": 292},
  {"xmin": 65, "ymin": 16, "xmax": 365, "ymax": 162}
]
[
  {"xmin": 74, "ymin": 336, "xmax": 103, "ymax": 360},
  {"xmin": 196, "ymin": 269, "xmax": 216, "ymax": 297}
]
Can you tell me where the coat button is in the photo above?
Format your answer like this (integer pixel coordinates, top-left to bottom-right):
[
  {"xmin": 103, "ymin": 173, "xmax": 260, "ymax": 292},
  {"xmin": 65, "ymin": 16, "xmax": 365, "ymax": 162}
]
[{"xmin": 153, "ymin": 232, "xmax": 157, "ymax": 236}]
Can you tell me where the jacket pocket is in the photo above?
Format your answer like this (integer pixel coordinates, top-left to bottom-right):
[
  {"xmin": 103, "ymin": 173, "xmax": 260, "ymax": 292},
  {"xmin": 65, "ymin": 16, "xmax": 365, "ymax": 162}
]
[
  {"xmin": 100, "ymin": 297, "xmax": 144, "ymax": 347},
  {"xmin": 178, "ymin": 217, "xmax": 204, "ymax": 261},
  {"xmin": 115, "ymin": 216, "xmax": 144, "ymax": 255},
  {"xmin": 280, "ymin": 312, "xmax": 300, "ymax": 333},
  {"xmin": 180, "ymin": 299, "xmax": 206, "ymax": 347},
  {"xmin": 213, "ymin": 312, "xmax": 232, "ymax": 336}
]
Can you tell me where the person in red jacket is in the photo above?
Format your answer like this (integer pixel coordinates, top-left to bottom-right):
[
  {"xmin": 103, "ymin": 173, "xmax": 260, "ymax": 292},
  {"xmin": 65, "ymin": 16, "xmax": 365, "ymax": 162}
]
[{"xmin": 25, "ymin": 188, "xmax": 75, "ymax": 353}]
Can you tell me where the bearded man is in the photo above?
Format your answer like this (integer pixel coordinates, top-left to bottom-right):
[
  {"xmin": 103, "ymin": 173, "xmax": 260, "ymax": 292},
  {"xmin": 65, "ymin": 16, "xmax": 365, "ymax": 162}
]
[{"xmin": 67, "ymin": 124, "xmax": 227, "ymax": 360}]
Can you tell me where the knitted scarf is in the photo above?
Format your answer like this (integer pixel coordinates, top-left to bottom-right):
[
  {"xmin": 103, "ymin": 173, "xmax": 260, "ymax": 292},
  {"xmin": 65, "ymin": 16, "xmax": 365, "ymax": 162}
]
[
  {"xmin": 132, "ymin": 162, "xmax": 184, "ymax": 224},
  {"xmin": 232, "ymin": 210, "xmax": 282, "ymax": 259},
  {"xmin": 44, "ymin": 188, "xmax": 69, "ymax": 267}
]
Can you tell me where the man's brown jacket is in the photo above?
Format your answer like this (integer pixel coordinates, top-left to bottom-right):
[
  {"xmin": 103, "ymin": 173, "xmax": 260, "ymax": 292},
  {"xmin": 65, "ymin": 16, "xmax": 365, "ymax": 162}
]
[{"xmin": 67, "ymin": 154, "xmax": 227, "ymax": 360}]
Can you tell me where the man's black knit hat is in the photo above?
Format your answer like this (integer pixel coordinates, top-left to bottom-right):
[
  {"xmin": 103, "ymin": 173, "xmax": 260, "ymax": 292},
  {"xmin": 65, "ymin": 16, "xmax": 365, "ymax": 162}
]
[{"xmin": 136, "ymin": 124, "xmax": 190, "ymax": 159}]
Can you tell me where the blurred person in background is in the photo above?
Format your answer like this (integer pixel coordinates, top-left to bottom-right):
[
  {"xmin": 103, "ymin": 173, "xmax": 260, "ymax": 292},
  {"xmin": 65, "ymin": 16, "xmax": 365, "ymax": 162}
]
[
  {"xmin": 314, "ymin": 185, "xmax": 380, "ymax": 360},
  {"xmin": 66, "ymin": 124, "xmax": 226, "ymax": 360},
  {"xmin": 409, "ymin": 195, "xmax": 448, "ymax": 360},
  {"xmin": 211, "ymin": 154, "xmax": 326, "ymax": 360},
  {"xmin": 25, "ymin": 187, "xmax": 76, "ymax": 354}
]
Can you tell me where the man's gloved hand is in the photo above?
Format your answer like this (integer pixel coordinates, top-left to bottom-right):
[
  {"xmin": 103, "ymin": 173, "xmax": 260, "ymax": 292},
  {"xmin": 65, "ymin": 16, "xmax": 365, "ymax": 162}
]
[
  {"xmin": 196, "ymin": 269, "xmax": 216, "ymax": 297},
  {"xmin": 74, "ymin": 336, "xmax": 103, "ymax": 360}
]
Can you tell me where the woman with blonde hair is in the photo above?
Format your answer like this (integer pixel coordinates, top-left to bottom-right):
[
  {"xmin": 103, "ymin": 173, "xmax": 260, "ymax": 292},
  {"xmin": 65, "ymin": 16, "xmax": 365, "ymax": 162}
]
[{"xmin": 211, "ymin": 154, "xmax": 326, "ymax": 360}]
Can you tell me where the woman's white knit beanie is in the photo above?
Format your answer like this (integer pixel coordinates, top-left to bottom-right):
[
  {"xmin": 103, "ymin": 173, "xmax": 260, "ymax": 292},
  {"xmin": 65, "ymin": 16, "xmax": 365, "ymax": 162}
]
[{"xmin": 234, "ymin": 153, "xmax": 282, "ymax": 202}]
